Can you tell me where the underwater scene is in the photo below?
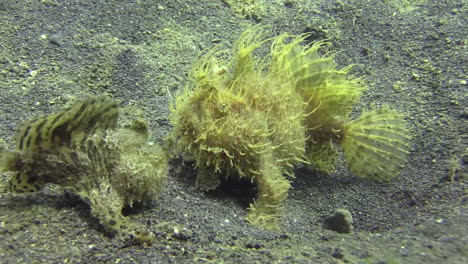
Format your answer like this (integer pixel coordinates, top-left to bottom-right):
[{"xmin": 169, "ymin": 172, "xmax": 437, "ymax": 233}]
[{"xmin": 0, "ymin": 0, "xmax": 466, "ymax": 263}]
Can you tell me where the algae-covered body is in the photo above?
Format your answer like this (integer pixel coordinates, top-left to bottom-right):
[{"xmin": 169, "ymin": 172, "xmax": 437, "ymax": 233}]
[
  {"xmin": 170, "ymin": 28, "xmax": 308, "ymax": 229},
  {"xmin": 1, "ymin": 96, "xmax": 168, "ymax": 244},
  {"xmin": 170, "ymin": 26, "xmax": 410, "ymax": 230}
]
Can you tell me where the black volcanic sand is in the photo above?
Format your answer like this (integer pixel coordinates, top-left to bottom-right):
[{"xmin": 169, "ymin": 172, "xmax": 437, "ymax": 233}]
[{"xmin": 0, "ymin": 0, "xmax": 466, "ymax": 263}]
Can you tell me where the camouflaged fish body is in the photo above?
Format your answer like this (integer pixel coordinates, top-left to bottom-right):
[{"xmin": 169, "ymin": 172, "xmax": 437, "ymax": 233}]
[{"xmin": 1, "ymin": 96, "xmax": 168, "ymax": 244}]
